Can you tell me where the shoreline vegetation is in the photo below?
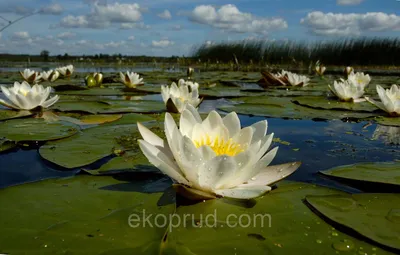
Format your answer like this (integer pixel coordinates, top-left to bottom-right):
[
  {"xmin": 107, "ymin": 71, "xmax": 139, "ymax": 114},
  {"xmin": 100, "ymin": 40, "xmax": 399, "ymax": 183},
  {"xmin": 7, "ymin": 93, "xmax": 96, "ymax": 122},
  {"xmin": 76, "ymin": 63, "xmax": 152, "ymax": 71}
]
[{"xmin": 1, "ymin": 37, "xmax": 399, "ymax": 74}]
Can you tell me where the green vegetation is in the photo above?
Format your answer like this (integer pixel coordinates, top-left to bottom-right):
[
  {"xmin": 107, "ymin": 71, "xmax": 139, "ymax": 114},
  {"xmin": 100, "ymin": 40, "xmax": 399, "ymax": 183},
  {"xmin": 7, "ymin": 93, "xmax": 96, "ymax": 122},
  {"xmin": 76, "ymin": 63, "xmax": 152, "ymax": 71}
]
[{"xmin": 192, "ymin": 37, "xmax": 400, "ymax": 67}]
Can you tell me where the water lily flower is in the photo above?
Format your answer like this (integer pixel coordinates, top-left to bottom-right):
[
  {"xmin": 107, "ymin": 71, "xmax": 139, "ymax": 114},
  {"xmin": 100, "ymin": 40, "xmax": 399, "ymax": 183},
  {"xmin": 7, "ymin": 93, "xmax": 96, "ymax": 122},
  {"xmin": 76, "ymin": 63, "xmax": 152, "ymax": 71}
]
[
  {"xmin": 137, "ymin": 105, "xmax": 301, "ymax": 200},
  {"xmin": 85, "ymin": 72, "xmax": 103, "ymax": 87},
  {"xmin": 286, "ymin": 72, "xmax": 310, "ymax": 87},
  {"xmin": 161, "ymin": 80, "xmax": 202, "ymax": 113},
  {"xmin": 347, "ymin": 72, "xmax": 371, "ymax": 89},
  {"xmin": 0, "ymin": 81, "xmax": 59, "ymax": 111},
  {"xmin": 187, "ymin": 67, "xmax": 194, "ymax": 79},
  {"xmin": 56, "ymin": 65, "xmax": 74, "ymax": 77},
  {"xmin": 365, "ymin": 84, "xmax": 400, "ymax": 117},
  {"xmin": 344, "ymin": 66, "xmax": 354, "ymax": 78},
  {"xmin": 177, "ymin": 78, "xmax": 199, "ymax": 91},
  {"xmin": 258, "ymin": 70, "xmax": 288, "ymax": 87},
  {"xmin": 329, "ymin": 79, "xmax": 366, "ymax": 102},
  {"xmin": 315, "ymin": 61, "xmax": 326, "ymax": 76},
  {"xmin": 119, "ymin": 71, "xmax": 144, "ymax": 88},
  {"xmin": 19, "ymin": 69, "xmax": 42, "ymax": 84},
  {"xmin": 41, "ymin": 70, "xmax": 60, "ymax": 82}
]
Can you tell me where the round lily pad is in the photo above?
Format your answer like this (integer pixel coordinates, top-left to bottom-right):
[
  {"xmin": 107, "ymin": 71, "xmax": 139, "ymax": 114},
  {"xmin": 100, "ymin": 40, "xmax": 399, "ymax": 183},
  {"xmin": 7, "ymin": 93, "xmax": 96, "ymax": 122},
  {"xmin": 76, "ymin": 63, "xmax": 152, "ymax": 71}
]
[
  {"xmin": 306, "ymin": 193, "xmax": 400, "ymax": 251},
  {"xmin": 293, "ymin": 96, "xmax": 379, "ymax": 112},
  {"xmin": 0, "ymin": 109, "xmax": 33, "ymax": 121},
  {"xmin": 0, "ymin": 174, "xmax": 175, "ymax": 254},
  {"xmin": 0, "ymin": 118, "xmax": 79, "ymax": 142},
  {"xmin": 320, "ymin": 161, "xmax": 400, "ymax": 191},
  {"xmin": 163, "ymin": 181, "xmax": 390, "ymax": 254}
]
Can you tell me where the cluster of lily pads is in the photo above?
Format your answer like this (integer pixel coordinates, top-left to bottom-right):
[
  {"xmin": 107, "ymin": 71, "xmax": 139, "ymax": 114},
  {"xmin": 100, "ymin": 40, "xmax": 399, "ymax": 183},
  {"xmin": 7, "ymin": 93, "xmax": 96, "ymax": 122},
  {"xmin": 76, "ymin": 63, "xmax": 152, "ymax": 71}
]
[{"xmin": 0, "ymin": 64, "xmax": 399, "ymax": 254}]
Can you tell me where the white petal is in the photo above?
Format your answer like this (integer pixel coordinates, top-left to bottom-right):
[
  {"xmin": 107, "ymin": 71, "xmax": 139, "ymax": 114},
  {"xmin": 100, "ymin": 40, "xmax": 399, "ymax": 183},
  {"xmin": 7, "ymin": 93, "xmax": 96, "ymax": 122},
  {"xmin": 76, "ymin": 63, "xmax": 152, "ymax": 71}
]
[
  {"xmin": 222, "ymin": 112, "xmax": 241, "ymax": 137},
  {"xmin": 0, "ymin": 99, "xmax": 18, "ymax": 109},
  {"xmin": 178, "ymin": 136, "xmax": 202, "ymax": 183},
  {"xmin": 250, "ymin": 120, "xmax": 267, "ymax": 144},
  {"xmin": 198, "ymin": 155, "xmax": 237, "ymax": 191},
  {"xmin": 232, "ymin": 126, "xmax": 253, "ymax": 149},
  {"xmin": 215, "ymin": 186, "xmax": 271, "ymax": 199},
  {"xmin": 138, "ymin": 140, "xmax": 189, "ymax": 185},
  {"xmin": 183, "ymin": 104, "xmax": 202, "ymax": 123},
  {"xmin": 42, "ymin": 95, "xmax": 59, "ymax": 108},
  {"xmin": 240, "ymin": 161, "xmax": 301, "ymax": 187}
]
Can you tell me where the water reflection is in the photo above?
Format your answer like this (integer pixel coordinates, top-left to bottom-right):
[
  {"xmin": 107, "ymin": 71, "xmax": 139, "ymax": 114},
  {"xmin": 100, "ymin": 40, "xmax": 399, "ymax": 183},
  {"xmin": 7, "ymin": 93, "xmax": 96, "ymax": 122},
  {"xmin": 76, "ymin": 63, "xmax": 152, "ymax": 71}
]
[{"xmin": 372, "ymin": 125, "xmax": 400, "ymax": 145}]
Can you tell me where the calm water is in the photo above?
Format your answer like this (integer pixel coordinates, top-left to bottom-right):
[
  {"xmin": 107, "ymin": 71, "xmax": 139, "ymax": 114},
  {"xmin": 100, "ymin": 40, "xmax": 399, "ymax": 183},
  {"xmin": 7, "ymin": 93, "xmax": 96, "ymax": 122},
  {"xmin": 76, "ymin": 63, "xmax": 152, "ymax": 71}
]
[
  {"xmin": 1, "ymin": 107, "xmax": 398, "ymax": 191},
  {"xmin": 0, "ymin": 66, "xmax": 181, "ymax": 73}
]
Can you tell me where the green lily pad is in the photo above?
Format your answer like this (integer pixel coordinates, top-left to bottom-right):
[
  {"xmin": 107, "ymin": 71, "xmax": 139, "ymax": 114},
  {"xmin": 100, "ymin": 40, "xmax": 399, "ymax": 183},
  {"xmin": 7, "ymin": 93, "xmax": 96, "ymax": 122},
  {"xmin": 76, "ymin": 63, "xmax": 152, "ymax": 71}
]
[
  {"xmin": 79, "ymin": 114, "xmax": 123, "ymax": 125},
  {"xmin": 0, "ymin": 138, "xmax": 16, "ymax": 152},
  {"xmin": 0, "ymin": 109, "xmax": 33, "ymax": 121},
  {"xmin": 0, "ymin": 175, "xmax": 175, "ymax": 254},
  {"xmin": 320, "ymin": 162, "xmax": 400, "ymax": 191},
  {"xmin": 51, "ymin": 100, "xmax": 165, "ymax": 114},
  {"xmin": 0, "ymin": 118, "xmax": 79, "ymax": 142},
  {"xmin": 373, "ymin": 116, "xmax": 400, "ymax": 127},
  {"xmin": 58, "ymin": 88, "xmax": 140, "ymax": 96},
  {"xmin": 163, "ymin": 182, "xmax": 390, "ymax": 254},
  {"xmin": 306, "ymin": 193, "xmax": 400, "ymax": 251},
  {"xmin": 39, "ymin": 118, "xmax": 159, "ymax": 169},
  {"xmin": 53, "ymin": 84, "xmax": 88, "ymax": 91},
  {"xmin": 293, "ymin": 96, "xmax": 379, "ymax": 112}
]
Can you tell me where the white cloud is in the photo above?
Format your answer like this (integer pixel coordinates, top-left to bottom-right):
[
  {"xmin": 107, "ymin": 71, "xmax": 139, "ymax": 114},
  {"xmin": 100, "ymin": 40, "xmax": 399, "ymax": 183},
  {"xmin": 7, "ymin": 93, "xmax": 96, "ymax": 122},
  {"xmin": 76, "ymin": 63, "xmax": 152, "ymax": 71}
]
[
  {"xmin": 120, "ymin": 22, "xmax": 151, "ymax": 30},
  {"xmin": 59, "ymin": 15, "xmax": 89, "ymax": 28},
  {"xmin": 57, "ymin": 2, "xmax": 143, "ymax": 29},
  {"xmin": 128, "ymin": 36, "xmax": 135, "ymax": 41},
  {"xmin": 172, "ymin": 24, "xmax": 182, "ymax": 30},
  {"xmin": 189, "ymin": 4, "xmax": 287, "ymax": 34},
  {"xmin": 12, "ymin": 31, "xmax": 30, "ymax": 40},
  {"xmin": 301, "ymin": 11, "xmax": 400, "ymax": 36},
  {"xmin": 152, "ymin": 39, "xmax": 175, "ymax": 48},
  {"xmin": 57, "ymin": 32, "xmax": 76, "ymax": 40},
  {"xmin": 40, "ymin": 3, "xmax": 63, "ymax": 15},
  {"xmin": 337, "ymin": 0, "xmax": 364, "ymax": 5},
  {"xmin": 158, "ymin": 10, "xmax": 172, "ymax": 20}
]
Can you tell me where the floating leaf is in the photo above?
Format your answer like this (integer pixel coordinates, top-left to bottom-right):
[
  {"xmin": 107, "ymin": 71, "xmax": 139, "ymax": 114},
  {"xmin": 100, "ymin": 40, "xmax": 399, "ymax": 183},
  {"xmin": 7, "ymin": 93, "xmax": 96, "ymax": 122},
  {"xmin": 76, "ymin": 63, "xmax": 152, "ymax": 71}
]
[
  {"xmin": 79, "ymin": 114, "xmax": 123, "ymax": 125},
  {"xmin": 0, "ymin": 118, "xmax": 79, "ymax": 142},
  {"xmin": 293, "ymin": 96, "xmax": 378, "ymax": 112},
  {"xmin": 163, "ymin": 182, "xmax": 390, "ymax": 254},
  {"xmin": 39, "ymin": 118, "xmax": 159, "ymax": 169},
  {"xmin": 306, "ymin": 193, "xmax": 400, "ymax": 251},
  {"xmin": 320, "ymin": 161, "xmax": 400, "ymax": 191},
  {"xmin": 373, "ymin": 116, "xmax": 400, "ymax": 127},
  {"xmin": 0, "ymin": 138, "xmax": 16, "ymax": 152},
  {"xmin": 0, "ymin": 175, "xmax": 175, "ymax": 254},
  {"xmin": 0, "ymin": 109, "xmax": 32, "ymax": 121}
]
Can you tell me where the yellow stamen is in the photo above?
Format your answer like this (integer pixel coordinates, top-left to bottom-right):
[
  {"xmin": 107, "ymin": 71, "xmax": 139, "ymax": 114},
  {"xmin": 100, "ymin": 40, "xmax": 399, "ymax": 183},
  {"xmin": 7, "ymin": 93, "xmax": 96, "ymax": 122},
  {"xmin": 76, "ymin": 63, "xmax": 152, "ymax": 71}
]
[{"xmin": 193, "ymin": 134, "xmax": 244, "ymax": 156}]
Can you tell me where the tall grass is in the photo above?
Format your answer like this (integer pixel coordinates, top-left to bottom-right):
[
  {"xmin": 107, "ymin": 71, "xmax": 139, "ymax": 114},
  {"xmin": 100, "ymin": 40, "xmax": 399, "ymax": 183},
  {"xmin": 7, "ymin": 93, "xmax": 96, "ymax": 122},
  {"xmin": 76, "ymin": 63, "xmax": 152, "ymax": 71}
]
[{"xmin": 192, "ymin": 38, "xmax": 400, "ymax": 67}]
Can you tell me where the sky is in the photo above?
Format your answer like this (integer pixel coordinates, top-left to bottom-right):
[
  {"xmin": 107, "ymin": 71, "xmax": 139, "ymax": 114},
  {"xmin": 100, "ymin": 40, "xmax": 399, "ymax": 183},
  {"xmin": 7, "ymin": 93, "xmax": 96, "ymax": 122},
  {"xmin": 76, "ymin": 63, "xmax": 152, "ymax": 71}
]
[{"xmin": 0, "ymin": 0, "xmax": 399, "ymax": 56}]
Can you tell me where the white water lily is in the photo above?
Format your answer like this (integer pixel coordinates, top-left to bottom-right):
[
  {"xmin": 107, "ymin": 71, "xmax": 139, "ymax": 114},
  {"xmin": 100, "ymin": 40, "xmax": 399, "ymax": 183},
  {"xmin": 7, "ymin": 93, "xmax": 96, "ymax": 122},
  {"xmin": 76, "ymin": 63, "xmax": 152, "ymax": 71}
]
[
  {"xmin": 259, "ymin": 70, "xmax": 288, "ymax": 87},
  {"xmin": 329, "ymin": 79, "xmax": 366, "ymax": 102},
  {"xmin": 41, "ymin": 70, "xmax": 60, "ymax": 82},
  {"xmin": 0, "ymin": 81, "xmax": 59, "ymax": 110},
  {"xmin": 177, "ymin": 78, "xmax": 199, "ymax": 91},
  {"xmin": 119, "ymin": 71, "xmax": 144, "ymax": 88},
  {"xmin": 347, "ymin": 72, "xmax": 371, "ymax": 89},
  {"xmin": 161, "ymin": 80, "xmax": 202, "ymax": 113},
  {"xmin": 56, "ymin": 65, "xmax": 74, "ymax": 77},
  {"xmin": 365, "ymin": 84, "xmax": 400, "ymax": 117},
  {"xmin": 315, "ymin": 63, "xmax": 326, "ymax": 76},
  {"xmin": 344, "ymin": 66, "xmax": 354, "ymax": 77},
  {"xmin": 19, "ymin": 69, "xmax": 42, "ymax": 84},
  {"xmin": 93, "ymin": 72, "xmax": 103, "ymax": 85},
  {"xmin": 286, "ymin": 72, "xmax": 310, "ymax": 86},
  {"xmin": 138, "ymin": 105, "xmax": 300, "ymax": 200}
]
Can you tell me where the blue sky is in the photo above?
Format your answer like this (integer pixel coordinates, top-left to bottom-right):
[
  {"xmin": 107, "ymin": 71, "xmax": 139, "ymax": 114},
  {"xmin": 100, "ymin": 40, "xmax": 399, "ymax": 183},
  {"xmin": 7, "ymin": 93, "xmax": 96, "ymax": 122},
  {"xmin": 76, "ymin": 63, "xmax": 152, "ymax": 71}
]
[{"xmin": 0, "ymin": 0, "xmax": 399, "ymax": 56}]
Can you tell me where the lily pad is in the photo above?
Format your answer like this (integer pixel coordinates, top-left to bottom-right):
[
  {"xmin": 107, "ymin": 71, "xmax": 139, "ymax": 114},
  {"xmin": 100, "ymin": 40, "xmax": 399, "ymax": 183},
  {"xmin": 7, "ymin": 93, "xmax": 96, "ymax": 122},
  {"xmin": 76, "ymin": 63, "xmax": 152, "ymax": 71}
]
[
  {"xmin": 79, "ymin": 114, "xmax": 123, "ymax": 125},
  {"xmin": 0, "ymin": 118, "xmax": 79, "ymax": 142},
  {"xmin": 293, "ymin": 96, "xmax": 379, "ymax": 112},
  {"xmin": 58, "ymin": 88, "xmax": 140, "ymax": 96},
  {"xmin": 320, "ymin": 162, "xmax": 400, "ymax": 191},
  {"xmin": 0, "ymin": 138, "xmax": 16, "ymax": 152},
  {"xmin": 51, "ymin": 100, "xmax": 165, "ymax": 114},
  {"xmin": 39, "ymin": 119, "xmax": 159, "ymax": 169},
  {"xmin": 306, "ymin": 193, "xmax": 400, "ymax": 251},
  {"xmin": 373, "ymin": 116, "xmax": 400, "ymax": 127},
  {"xmin": 0, "ymin": 174, "xmax": 175, "ymax": 254},
  {"xmin": 163, "ymin": 182, "xmax": 391, "ymax": 254},
  {"xmin": 53, "ymin": 84, "xmax": 88, "ymax": 91},
  {"xmin": 0, "ymin": 109, "xmax": 33, "ymax": 121}
]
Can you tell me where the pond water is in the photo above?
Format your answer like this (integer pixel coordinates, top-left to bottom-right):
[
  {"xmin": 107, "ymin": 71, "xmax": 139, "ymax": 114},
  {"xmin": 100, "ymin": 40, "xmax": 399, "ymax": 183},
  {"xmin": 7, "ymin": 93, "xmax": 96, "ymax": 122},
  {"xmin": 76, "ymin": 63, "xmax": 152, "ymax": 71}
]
[
  {"xmin": 0, "ymin": 66, "xmax": 181, "ymax": 73},
  {"xmin": 0, "ymin": 69, "xmax": 399, "ymax": 254}
]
